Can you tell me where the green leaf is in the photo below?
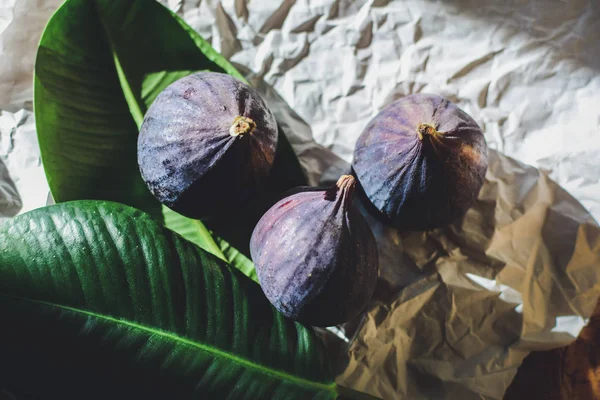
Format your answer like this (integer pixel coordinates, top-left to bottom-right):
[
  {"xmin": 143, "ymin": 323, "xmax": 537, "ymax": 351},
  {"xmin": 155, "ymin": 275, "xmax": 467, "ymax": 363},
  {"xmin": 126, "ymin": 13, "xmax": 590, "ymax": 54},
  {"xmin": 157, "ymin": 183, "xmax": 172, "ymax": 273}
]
[
  {"xmin": 0, "ymin": 201, "xmax": 336, "ymax": 399},
  {"xmin": 33, "ymin": 0, "xmax": 214, "ymax": 256},
  {"xmin": 34, "ymin": 0, "xmax": 306, "ymax": 271},
  {"xmin": 214, "ymin": 234, "xmax": 259, "ymax": 283},
  {"xmin": 162, "ymin": 205, "xmax": 227, "ymax": 262}
]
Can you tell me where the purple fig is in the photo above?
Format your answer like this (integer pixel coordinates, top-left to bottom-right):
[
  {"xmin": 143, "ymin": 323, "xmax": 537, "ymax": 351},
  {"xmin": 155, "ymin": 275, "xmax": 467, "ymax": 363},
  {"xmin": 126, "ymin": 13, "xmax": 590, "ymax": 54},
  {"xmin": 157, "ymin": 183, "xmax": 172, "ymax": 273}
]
[
  {"xmin": 352, "ymin": 94, "xmax": 488, "ymax": 230},
  {"xmin": 137, "ymin": 72, "xmax": 278, "ymax": 219},
  {"xmin": 250, "ymin": 175, "xmax": 379, "ymax": 327}
]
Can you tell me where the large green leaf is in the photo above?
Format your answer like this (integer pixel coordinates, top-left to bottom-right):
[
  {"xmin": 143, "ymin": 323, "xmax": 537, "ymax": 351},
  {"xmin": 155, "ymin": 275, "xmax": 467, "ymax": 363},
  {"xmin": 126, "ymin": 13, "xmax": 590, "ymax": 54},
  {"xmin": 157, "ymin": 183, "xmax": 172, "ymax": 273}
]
[
  {"xmin": 34, "ymin": 0, "xmax": 306, "ymax": 269},
  {"xmin": 162, "ymin": 206, "xmax": 227, "ymax": 263},
  {"xmin": 214, "ymin": 234, "xmax": 258, "ymax": 283},
  {"xmin": 0, "ymin": 201, "xmax": 347, "ymax": 399}
]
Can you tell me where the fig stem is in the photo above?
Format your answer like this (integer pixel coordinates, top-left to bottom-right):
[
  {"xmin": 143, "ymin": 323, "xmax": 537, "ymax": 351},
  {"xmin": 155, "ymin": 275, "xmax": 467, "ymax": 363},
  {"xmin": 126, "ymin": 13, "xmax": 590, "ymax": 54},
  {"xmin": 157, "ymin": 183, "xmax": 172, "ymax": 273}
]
[
  {"xmin": 229, "ymin": 115, "xmax": 256, "ymax": 137},
  {"xmin": 336, "ymin": 175, "xmax": 356, "ymax": 192},
  {"xmin": 325, "ymin": 175, "xmax": 356, "ymax": 202},
  {"xmin": 417, "ymin": 123, "xmax": 439, "ymax": 140}
]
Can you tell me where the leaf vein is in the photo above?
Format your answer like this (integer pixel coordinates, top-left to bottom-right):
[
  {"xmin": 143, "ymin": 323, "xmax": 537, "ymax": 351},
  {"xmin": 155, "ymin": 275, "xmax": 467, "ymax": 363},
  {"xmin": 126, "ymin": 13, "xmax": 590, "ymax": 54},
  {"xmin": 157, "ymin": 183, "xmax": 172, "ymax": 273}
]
[{"xmin": 13, "ymin": 296, "xmax": 337, "ymax": 394}]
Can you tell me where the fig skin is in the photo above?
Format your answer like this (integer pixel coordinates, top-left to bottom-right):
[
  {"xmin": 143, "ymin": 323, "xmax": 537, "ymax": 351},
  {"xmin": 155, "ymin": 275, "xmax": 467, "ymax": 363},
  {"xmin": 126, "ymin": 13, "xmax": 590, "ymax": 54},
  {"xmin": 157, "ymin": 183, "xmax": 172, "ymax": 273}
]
[
  {"xmin": 137, "ymin": 72, "xmax": 278, "ymax": 220},
  {"xmin": 250, "ymin": 175, "xmax": 379, "ymax": 327},
  {"xmin": 352, "ymin": 93, "xmax": 488, "ymax": 231}
]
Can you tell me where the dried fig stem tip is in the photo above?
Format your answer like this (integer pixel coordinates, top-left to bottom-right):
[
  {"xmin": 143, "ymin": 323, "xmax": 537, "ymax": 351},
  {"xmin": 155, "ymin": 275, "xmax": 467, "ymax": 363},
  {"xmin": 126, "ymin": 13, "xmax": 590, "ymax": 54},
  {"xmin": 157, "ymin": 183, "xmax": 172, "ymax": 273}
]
[
  {"xmin": 336, "ymin": 175, "xmax": 356, "ymax": 192},
  {"xmin": 229, "ymin": 116, "xmax": 256, "ymax": 137},
  {"xmin": 416, "ymin": 123, "xmax": 439, "ymax": 141}
]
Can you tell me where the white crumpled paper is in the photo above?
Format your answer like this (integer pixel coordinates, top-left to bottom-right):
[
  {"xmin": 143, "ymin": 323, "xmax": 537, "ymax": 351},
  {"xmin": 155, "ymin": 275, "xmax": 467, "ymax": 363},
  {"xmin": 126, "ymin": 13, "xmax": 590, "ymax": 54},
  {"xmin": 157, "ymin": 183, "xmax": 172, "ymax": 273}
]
[
  {"xmin": 0, "ymin": 157, "xmax": 22, "ymax": 221},
  {"xmin": 1, "ymin": 0, "xmax": 600, "ymax": 399}
]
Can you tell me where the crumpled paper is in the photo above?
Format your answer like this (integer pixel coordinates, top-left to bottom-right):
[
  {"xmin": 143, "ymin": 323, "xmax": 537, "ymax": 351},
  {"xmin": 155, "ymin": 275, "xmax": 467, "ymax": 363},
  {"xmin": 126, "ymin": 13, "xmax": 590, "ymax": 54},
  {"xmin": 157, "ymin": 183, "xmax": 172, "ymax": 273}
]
[
  {"xmin": 334, "ymin": 150, "xmax": 600, "ymax": 399},
  {"xmin": 1, "ymin": 0, "xmax": 600, "ymax": 399},
  {"xmin": 0, "ymin": 157, "xmax": 22, "ymax": 221},
  {"xmin": 249, "ymin": 64, "xmax": 600, "ymax": 399},
  {"xmin": 0, "ymin": 108, "xmax": 42, "ymax": 218}
]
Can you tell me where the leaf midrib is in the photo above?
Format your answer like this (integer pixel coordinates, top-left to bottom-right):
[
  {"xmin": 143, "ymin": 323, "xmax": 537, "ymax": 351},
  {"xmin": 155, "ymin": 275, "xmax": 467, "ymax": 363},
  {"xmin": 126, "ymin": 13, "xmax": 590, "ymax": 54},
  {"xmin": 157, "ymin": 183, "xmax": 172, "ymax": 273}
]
[
  {"xmin": 90, "ymin": 1, "xmax": 228, "ymax": 263},
  {"xmin": 5, "ymin": 295, "xmax": 337, "ymax": 395},
  {"xmin": 94, "ymin": 0, "xmax": 144, "ymax": 129}
]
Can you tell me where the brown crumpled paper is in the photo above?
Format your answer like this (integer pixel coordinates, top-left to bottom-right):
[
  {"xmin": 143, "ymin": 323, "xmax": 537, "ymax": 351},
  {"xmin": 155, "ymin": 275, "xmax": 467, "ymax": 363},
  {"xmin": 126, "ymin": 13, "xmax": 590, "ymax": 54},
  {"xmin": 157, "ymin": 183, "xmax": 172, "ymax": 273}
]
[
  {"xmin": 1, "ymin": 0, "xmax": 600, "ymax": 399},
  {"xmin": 251, "ymin": 65, "xmax": 600, "ymax": 399},
  {"xmin": 334, "ymin": 150, "xmax": 600, "ymax": 399}
]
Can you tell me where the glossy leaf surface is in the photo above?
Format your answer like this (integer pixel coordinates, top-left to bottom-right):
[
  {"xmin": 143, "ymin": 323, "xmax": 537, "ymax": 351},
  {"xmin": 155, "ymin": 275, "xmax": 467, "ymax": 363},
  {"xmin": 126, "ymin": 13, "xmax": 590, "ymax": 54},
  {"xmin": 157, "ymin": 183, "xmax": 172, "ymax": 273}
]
[{"xmin": 0, "ymin": 201, "xmax": 336, "ymax": 399}]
